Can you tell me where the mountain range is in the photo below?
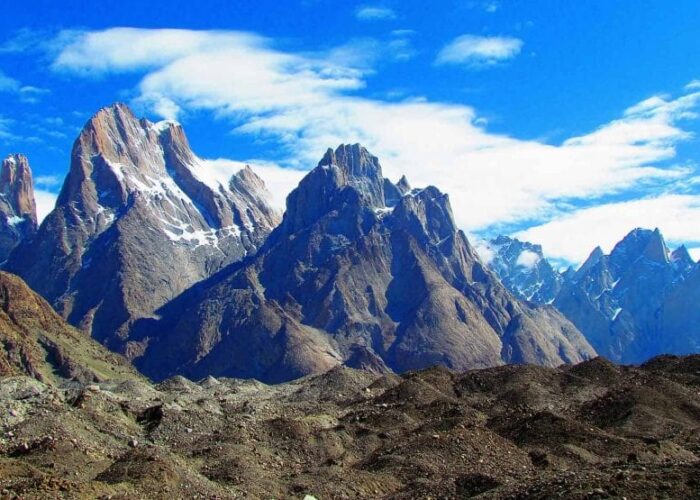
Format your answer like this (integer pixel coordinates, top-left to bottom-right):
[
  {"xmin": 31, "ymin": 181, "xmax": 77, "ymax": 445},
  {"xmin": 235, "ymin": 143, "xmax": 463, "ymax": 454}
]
[
  {"xmin": 130, "ymin": 143, "xmax": 593, "ymax": 382},
  {"xmin": 485, "ymin": 230, "xmax": 700, "ymax": 363},
  {"xmin": 0, "ymin": 102, "xmax": 697, "ymax": 383}
]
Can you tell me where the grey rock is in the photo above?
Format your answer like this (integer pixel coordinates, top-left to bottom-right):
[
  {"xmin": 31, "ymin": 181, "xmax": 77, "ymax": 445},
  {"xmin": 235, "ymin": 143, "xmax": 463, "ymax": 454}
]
[
  {"xmin": 134, "ymin": 144, "xmax": 595, "ymax": 383},
  {"xmin": 0, "ymin": 154, "xmax": 37, "ymax": 261},
  {"xmin": 5, "ymin": 103, "xmax": 280, "ymax": 357},
  {"xmin": 554, "ymin": 228, "xmax": 696, "ymax": 363}
]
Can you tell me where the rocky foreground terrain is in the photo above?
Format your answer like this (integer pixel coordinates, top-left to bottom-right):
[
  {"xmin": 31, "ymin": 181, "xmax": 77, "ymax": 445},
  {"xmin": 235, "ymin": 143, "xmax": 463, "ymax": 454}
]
[
  {"xmin": 1, "ymin": 352, "xmax": 698, "ymax": 499},
  {"xmin": 0, "ymin": 270, "xmax": 698, "ymax": 498}
]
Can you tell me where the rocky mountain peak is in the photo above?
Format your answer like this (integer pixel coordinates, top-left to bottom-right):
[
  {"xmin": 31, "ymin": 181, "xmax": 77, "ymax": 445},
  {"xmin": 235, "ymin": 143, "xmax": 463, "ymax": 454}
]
[
  {"xmin": 671, "ymin": 244, "xmax": 695, "ymax": 272},
  {"xmin": 0, "ymin": 154, "xmax": 38, "ymax": 261},
  {"xmin": 316, "ymin": 144, "xmax": 385, "ymax": 208},
  {"xmin": 396, "ymin": 175, "xmax": 411, "ymax": 194},
  {"xmin": 0, "ymin": 154, "xmax": 36, "ymax": 226},
  {"xmin": 483, "ymin": 234, "xmax": 563, "ymax": 304},
  {"xmin": 609, "ymin": 227, "xmax": 669, "ymax": 271},
  {"xmin": 392, "ymin": 186, "xmax": 458, "ymax": 243},
  {"xmin": 134, "ymin": 146, "xmax": 593, "ymax": 383},
  {"xmin": 318, "ymin": 143, "xmax": 382, "ymax": 177},
  {"xmin": 6, "ymin": 102, "xmax": 280, "ymax": 354}
]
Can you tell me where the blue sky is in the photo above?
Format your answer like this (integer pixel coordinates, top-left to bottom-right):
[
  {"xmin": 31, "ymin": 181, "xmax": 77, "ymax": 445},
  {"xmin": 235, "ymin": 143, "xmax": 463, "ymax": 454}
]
[{"xmin": 1, "ymin": 0, "xmax": 700, "ymax": 264}]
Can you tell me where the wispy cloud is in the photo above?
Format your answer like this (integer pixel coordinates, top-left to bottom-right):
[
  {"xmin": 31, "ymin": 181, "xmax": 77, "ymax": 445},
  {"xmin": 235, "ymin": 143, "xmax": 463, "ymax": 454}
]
[
  {"xmin": 515, "ymin": 194, "xmax": 700, "ymax": 264},
  {"xmin": 356, "ymin": 6, "xmax": 397, "ymax": 21},
  {"xmin": 685, "ymin": 80, "xmax": 700, "ymax": 91},
  {"xmin": 0, "ymin": 70, "xmax": 50, "ymax": 104},
  {"xmin": 436, "ymin": 34, "xmax": 523, "ymax": 67},
  {"xmin": 18, "ymin": 85, "xmax": 50, "ymax": 104},
  {"xmin": 35, "ymin": 174, "xmax": 63, "ymax": 189},
  {"xmin": 0, "ymin": 71, "xmax": 20, "ymax": 92},
  {"xmin": 0, "ymin": 116, "xmax": 17, "ymax": 142},
  {"xmin": 481, "ymin": 1, "xmax": 500, "ymax": 13},
  {"xmin": 49, "ymin": 29, "xmax": 700, "ymax": 251}
]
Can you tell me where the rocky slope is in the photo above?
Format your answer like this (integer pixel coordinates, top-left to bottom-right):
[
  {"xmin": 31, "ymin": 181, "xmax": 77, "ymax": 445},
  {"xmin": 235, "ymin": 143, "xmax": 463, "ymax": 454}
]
[
  {"xmin": 0, "ymin": 271, "xmax": 140, "ymax": 385},
  {"xmin": 0, "ymin": 154, "xmax": 37, "ymax": 262},
  {"xmin": 480, "ymin": 235, "xmax": 564, "ymax": 304},
  {"xmin": 132, "ymin": 144, "xmax": 595, "ymax": 383},
  {"xmin": 1, "ymin": 353, "xmax": 698, "ymax": 498},
  {"xmin": 5, "ymin": 103, "xmax": 280, "ymax": 357},
  {"xmin": 554, "ymin": 228, "xmax": 697, "ymax": 364}
]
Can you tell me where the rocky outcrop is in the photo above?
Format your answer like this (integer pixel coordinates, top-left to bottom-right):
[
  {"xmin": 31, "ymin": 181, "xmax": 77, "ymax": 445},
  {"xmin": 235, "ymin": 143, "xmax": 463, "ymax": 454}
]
[
  {"xmin": 5, "ymin": 103, "xmax": 280, "ymax": 356},
  {"xmin": 0, "ymin": 154, "xmax": 37, "ymax": 262},
  {"xmin": 554, "ymin": 228, "xmax": 697, "ymax": 363},
  {"xmin": 0, "ymin": 271, "xmax": 140, "ymax": 384},
  {"xmin": 481, "ymin": 235, "xmax": 563, "ymax": 304},
  {"xmin": 133, "ymin": 144, "xmax": 595, "ymax": 383}
]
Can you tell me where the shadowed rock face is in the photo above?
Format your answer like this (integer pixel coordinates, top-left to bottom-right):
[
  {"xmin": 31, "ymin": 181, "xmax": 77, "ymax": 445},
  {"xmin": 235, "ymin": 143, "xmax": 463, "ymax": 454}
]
[
  {"xmin": 133, "ymin": 144, "xmax": 595, "ymax": 383},
  {"xmin": 554, "ymin": 228, "xmax": 698, "ymax": 363},
  {"xmin": 5, "ymin": 103, "xmax": 280, "ymax": 356},
  {"xmin": 0, "ymin": 271, "xmax": 140, "ymax": 384},
  {"xmin": 0, "ymin": 154, "xmax": 37, "ymax": 262}
]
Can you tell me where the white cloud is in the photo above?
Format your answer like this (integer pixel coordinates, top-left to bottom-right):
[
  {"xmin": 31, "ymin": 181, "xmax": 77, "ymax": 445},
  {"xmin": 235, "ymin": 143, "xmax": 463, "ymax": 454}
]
[
  {"xmin": 0, "ymin": 71, "xmax": 20, "ymax": 92},
  {"xmin": 685, "ymin": 80, "xmax": 700, "ymax": 91},
  {"xmin": 49, "ymin": 29, "xmax": 700, "ymax": 246},
  {"xmin": 35, "ymin": 175, "xmax": 63, "ymax": 188},
  {"xmin": 436, "ymin": 34, "xmax": 523, "ymax": 66},
  {"xmin": 18, "ymin": 85, "xmax": 50, "ymax": 104},
  {"xmin": 516, "ymin": 249, "xmax": 540, "ymax": 268},
  {"xmin": 687, "ymin": 247, "xmax": 700, "ymax": 262},
  {"xmin": 35, "ymin": 189, "xmax": 58, "ymax": 223},
  {"xmin": 473, "ymin": 239, "xmax": 496, "ymax": 264},
  {"xmin": 356, "ymin": 6, "xmax": 397, "ymax": 21},
  {"xmin": 0, "ymin": 116, "xmax": 16, "ymax": 141},
  {"xmin": 515, "ymin": 194, "xmax": 700, "ymax": 264},
  {"xmin": 482, "ymin": 1, "xmax": 500, "ymax": 13}
]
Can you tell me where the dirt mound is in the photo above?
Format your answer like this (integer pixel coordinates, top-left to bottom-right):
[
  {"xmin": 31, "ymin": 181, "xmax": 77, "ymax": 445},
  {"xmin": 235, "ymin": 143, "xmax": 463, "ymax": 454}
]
[{"xmin": 1, "ymin": 357, "xmax": 699, "ymax": 498}]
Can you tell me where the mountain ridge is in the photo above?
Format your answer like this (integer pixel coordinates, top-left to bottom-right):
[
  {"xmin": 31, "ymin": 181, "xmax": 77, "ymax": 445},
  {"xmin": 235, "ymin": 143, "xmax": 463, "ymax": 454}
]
[
  {"xmin": 131, "ymin": 143, "xmax": 595, "ymax": 382},
  {"xmin": 486, "ymin": 227, "xmax": 699, "ymax": 364}
]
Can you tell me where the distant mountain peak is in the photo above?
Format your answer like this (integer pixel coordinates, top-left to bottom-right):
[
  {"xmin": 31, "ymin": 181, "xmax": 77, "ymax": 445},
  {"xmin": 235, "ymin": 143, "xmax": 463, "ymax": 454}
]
[
  {"xmin": 0, "ymin": 154, "xmax": 37, "ymax": 261},
  {"xmin": 484, "ymin": 234, "xmax": 562, "ymax": 304}
]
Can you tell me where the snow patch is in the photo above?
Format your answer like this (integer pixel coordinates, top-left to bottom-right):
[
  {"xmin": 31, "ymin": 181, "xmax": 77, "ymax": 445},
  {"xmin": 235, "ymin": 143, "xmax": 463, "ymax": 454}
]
[
  {"xmin": 152, "ymin": 120, "xmax": 180, "ymax": 134},
  {"xmin": 162, "ymin": 220, "xmax": 242, "ymax": 249},
  {"xmin": 612, "ymin": 307, "xmax": 623, "ymax": 321},
  {"xmin": 374, "ymin": 206, "xmax": 394, "ymax": 219},
  {"xmin": 7, "ymin": 215, "xmax": 24, "ymax": 226}
]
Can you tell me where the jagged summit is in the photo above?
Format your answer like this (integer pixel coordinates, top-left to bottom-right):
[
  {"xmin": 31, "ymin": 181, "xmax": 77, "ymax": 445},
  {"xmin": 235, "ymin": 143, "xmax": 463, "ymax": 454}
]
[
  {"xmin": 134, "ymin": 145, "xmax": 594, "ymax": 383},
  {"xmin": 482, "ymin": 235, "xmax": 563, "ymax": 304},
  {"xmin": 610, "ymin": 227, "xmax": 669, "ymax": 268},
  {"xmin": 6, "ymin": 102, "xmax": 280, "ymax": 355},
  {"xmin": 0, "ymin": 154, "xmax": 37, "ymax": 261},
  {"xmin": 671, "ymin": 244, "xmax": 695, "ymax": 269},
  {"xmin": 317, "ymin": 143, "xmax": 381, "ymax": 174},
  {"xmin": 555, "ymin": 227, "xmax": 697, "ymax": 363}
]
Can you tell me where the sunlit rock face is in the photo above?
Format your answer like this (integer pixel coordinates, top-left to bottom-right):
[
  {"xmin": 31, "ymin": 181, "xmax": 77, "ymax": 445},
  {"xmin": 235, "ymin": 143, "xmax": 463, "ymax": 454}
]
[{"xmin": 6, "ymin": 103, "xmax": 280, "ymax": 356}]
